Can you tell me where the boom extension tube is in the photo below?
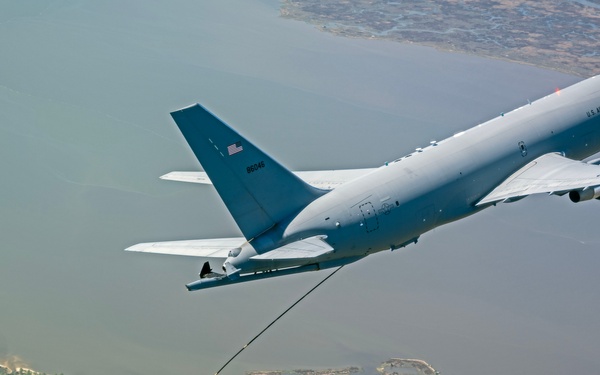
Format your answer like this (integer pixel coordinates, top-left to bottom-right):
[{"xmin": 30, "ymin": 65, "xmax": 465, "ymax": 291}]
[
  {"xmin": 185, "ymin": 256, "xmax": 363, "ymax": 291},
  {"xmin": 186, "ymin": 264, "xmax": 320, "ymax": 291}
]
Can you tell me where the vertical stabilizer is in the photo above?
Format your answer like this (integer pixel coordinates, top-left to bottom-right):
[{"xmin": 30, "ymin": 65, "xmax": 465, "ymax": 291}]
[{"xmin": 170, "ymin": 104, "xmax": 326, "ymax": 240}]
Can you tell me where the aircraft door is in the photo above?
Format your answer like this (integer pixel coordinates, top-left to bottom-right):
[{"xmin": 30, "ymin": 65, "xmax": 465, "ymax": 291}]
[{"xmin": 359, "ymin": 202, "xmax": 379, "ymax": 233}]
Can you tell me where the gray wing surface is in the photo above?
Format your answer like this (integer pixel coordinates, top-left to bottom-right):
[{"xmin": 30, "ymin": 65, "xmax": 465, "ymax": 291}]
[
  {"xmin": 125, "ymin": 237, "xmax": 245, "ymax": 259},
  {"xmin": 160, "ymin": 168, "xmax": 376, "ymax": 190},
  {"xmin": 251, "ymin": 236, "xmax": 334, "ymax": 261},
  {"xmin": 125, "ymin": 236, "xmax": 333, "ymax": 262},
  {"xmin": 477, "ymin": 153, "xmax": 600, "ymax": 205}
]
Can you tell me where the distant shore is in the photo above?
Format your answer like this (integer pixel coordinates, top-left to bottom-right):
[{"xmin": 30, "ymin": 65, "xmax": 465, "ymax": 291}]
[
  {"xmin": 281, "ymin": 0, "xmax": 600, "ymax": 77},
  {"xmin": 247, "ymin": 358, "xmax": 439, "ymax": 375}
]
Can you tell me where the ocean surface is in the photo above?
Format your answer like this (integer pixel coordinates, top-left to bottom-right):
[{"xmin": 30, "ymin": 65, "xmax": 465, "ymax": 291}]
[{"xmin": 1, "ymin": 1, "xmax": 598, "ymax": 374}]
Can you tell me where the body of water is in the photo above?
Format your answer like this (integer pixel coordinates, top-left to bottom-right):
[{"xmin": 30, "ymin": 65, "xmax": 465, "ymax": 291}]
[{"xmin": 1, "ymin": 1, "xmax": 597, "ymax": 375}]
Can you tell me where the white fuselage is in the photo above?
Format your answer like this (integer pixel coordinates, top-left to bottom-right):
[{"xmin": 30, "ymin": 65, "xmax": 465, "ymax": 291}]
[{"xmin": 230, "ymin": 77, "xmax": 600, "ymax": 273}]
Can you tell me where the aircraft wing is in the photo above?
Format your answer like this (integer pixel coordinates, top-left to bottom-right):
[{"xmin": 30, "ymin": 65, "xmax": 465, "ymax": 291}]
[
  {"xmin": 125, "ymin": 237, "xmax": 245, "ymax": 259},
  {"xmin": 126, "ymin": 236, "xmax": 333, "ymax": 261},
  {"xmin": 251, "ymin": 236, "xmax": 334, "ymax": 261},
  {"xmin": 160, "ymin": 168, "xmax": 375, "ymax": 190},
  {"xmin": 477, "ymin": 153, "xmax": 600, "ymax": 205}
]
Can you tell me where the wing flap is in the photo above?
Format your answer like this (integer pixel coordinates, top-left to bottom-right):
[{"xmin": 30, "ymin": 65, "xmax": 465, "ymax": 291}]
[
  {"xmin": 161, "ymin": 168, "xmax": 375, "ymax": 190},
  {"xmin": 477, "ymin": 153, "xmax": 600, "ymax": 205},
  {"xmin": 125, "ymin": 237, "xmax": 245, "ymax": 258},
  {"xmin": 251, "ymin": 236, "xmax": 334, "ymax": 261}
]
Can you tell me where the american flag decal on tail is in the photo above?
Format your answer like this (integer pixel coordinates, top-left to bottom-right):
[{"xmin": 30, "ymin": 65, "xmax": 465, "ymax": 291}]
[{"xmin": 227, "ymin": 141, "xmax": 243, "ymax": 156}]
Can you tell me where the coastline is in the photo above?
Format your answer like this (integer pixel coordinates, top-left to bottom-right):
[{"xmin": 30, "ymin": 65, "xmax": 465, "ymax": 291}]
[{"xmin": 280, "ymin": 0, "xmax": 600, "ymax": 77}]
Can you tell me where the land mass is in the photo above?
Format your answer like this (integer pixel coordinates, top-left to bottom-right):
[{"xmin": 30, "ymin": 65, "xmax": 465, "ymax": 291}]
[
  {"xmin": 0, "ymin": 364, "xmax": 60, "ymax": 375},
  {"xmin": 248, "ymin": 358, "xmax": 438, "ymax": 375},
  {"xmin": 281, "ymin": 0, "xmax": 600, "ymax": 77},
  {"xmin": 2, "ymin": 357, "xmax": 435, "ymax": 375}
]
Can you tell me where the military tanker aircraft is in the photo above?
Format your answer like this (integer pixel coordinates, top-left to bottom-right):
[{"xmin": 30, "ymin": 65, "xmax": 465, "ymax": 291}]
[{"xmin": 127, "ymin": 76, "xmax": 600, "ymax": 291}]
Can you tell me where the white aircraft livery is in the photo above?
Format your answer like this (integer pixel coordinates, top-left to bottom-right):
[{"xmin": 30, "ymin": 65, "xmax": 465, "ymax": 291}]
[{"xmin": 127, "ymin": 76, "xmax": 600, "ymax": 291}]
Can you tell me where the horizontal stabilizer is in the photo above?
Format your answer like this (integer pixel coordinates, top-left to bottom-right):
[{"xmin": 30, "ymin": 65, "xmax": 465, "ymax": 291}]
[
  {"xmin": 477, "ymin": 153, "xmax": 600, "ymax": 205},
  {"xmin": 160, "ymin": 168, "xmax": 375, "ymax": 190},
  {"xmin": 251, "ymin": 236, "xmax": 334, "ymax": 261},
  {"xmin": 125, "ymin": 237, "xmax": 245, "ymax": 259},
  {"xmin": 160, "ymin": 171, "xmax": 212, "ymax": 184}
]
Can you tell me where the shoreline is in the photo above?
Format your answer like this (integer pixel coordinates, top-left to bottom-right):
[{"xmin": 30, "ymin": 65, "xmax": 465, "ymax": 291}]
[{"xmin": 280, "ymin": 0, "xmax": 600, "ymax": 78}]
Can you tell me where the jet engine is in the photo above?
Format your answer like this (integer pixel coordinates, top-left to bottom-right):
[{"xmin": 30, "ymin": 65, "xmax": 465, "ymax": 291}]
[{"xmin": 569, "ymin": 186, "xmax": 600, "ymax": 202}]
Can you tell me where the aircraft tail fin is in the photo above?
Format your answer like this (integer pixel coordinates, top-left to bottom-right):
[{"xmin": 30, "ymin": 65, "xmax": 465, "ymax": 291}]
[{"xmin": 170, "ymin": 104, "xmax": 326, "ymax": 240}]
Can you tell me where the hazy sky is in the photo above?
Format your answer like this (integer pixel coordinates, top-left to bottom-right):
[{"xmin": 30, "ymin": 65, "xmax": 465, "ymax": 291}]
[{"xmin": 1, "ymin": 1, "xmax": 598, "ymax": 375}]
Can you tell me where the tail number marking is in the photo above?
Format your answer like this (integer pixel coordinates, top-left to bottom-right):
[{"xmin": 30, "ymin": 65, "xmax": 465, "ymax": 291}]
[{"xmin": 247, "ymin": 161, "xmax": 265, "ymax": 174}]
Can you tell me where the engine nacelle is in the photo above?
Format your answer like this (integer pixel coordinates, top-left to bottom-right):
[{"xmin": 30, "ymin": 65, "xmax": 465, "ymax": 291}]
[{"xmin": 569, "ymin": 186, "xmax": 600, "ymax": 203}]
